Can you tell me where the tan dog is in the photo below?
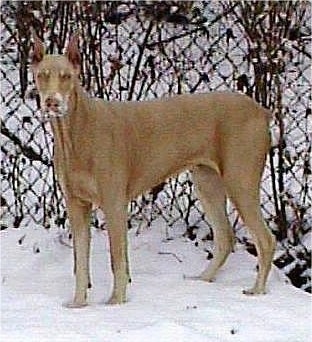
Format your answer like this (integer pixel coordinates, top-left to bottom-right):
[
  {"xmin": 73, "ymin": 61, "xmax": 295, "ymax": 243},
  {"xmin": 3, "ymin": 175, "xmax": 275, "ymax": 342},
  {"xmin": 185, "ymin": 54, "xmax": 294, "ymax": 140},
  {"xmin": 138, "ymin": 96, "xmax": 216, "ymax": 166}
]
[{"xmin": 32, "ymin": 33, "xmax": 276, "ymax": 308}]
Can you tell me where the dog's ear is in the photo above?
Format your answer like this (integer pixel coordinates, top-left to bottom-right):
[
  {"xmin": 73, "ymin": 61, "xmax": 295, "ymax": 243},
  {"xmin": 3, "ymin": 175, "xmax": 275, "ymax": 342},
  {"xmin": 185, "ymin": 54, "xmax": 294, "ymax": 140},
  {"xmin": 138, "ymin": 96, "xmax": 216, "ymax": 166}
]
[
  {"xmin": 32, "ymin": 33, "xmax": 45, "ymax": 66},
  {"xmin": 65, "ymin": 32, "xmax": 81, "ymax": 73}
]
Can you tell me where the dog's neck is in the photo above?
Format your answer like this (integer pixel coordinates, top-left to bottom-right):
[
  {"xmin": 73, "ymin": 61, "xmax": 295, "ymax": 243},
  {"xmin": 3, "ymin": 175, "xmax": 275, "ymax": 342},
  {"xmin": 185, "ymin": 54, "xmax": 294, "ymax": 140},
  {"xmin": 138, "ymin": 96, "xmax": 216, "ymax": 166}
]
[{"xmin": 49, "ymin": 80, "xmax": 90, "ymax": 186}]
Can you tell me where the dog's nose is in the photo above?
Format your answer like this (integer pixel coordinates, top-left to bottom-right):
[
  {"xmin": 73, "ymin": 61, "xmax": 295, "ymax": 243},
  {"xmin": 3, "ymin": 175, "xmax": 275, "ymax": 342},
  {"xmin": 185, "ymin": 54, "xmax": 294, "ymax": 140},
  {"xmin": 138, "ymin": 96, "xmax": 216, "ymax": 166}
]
[{"xmin": 45, "ymin": 95, "xmax": 60, "ymax": 112}]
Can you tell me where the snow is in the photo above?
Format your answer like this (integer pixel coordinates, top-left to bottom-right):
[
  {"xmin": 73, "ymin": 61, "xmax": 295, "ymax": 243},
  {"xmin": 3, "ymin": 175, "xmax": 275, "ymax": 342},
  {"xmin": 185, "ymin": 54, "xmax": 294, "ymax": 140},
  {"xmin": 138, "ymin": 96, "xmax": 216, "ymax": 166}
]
[{"xmin": 1, "ymin": 220, "xmax": 311, "ymax": 342}]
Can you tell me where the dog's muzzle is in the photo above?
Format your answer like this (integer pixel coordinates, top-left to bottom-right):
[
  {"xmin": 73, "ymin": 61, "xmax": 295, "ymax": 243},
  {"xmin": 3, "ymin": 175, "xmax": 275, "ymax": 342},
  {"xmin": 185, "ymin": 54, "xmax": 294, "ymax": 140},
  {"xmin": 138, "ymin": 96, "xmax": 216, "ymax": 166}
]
[{"xmin": 39, "ymin": 93, "xmax": 69, "ymax": 121}]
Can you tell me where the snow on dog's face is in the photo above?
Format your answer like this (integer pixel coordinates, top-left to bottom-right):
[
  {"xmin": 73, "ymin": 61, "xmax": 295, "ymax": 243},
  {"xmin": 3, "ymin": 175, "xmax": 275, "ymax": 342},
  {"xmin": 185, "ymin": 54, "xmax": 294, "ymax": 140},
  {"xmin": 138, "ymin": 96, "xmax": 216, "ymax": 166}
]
[{"xmin": 31, "ymin": 33, "xmax": 81, "ymax": 120}]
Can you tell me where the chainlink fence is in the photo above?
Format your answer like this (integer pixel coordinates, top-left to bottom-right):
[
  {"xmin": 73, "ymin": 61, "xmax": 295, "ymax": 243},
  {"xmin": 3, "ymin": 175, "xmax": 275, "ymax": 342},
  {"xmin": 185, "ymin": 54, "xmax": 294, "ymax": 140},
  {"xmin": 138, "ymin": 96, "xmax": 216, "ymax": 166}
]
[{"xmin": 1, "ymin": 1, "xmax": 311, "ymax": 292}]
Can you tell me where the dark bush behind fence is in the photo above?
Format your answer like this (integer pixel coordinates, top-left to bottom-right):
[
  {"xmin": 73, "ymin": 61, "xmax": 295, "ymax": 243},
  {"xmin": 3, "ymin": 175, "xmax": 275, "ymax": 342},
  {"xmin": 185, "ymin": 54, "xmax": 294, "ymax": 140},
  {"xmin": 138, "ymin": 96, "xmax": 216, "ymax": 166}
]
[{"xmin": 1, "ymin": 1, "xmax": 311, "ymax": 292}]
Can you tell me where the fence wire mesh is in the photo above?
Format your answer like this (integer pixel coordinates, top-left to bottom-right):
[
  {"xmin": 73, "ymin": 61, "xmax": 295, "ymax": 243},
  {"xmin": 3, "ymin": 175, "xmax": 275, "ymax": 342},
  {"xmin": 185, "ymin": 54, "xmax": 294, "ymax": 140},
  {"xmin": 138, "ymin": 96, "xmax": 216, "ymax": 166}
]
[{"xmin": 1, "ymin": 1, "xmax": 311, "ymax": 292}]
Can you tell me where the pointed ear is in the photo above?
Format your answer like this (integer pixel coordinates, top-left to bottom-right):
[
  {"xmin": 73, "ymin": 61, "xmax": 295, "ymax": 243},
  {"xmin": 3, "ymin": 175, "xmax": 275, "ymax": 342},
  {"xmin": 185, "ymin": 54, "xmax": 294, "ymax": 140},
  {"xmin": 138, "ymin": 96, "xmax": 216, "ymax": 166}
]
[
  {"xmin": 65, "ymin": 32, "xmax": 81, "ymax": 73},
  {"xmin": 32, "ymin": 32, "xmax": 45, "ymax": 66}
]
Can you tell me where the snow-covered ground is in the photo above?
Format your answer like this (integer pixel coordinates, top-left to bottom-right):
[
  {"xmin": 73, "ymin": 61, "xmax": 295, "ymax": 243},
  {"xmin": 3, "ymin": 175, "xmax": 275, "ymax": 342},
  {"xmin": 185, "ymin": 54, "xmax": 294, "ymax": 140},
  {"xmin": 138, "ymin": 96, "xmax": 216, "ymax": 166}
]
[{"xmin": 1, "ymin": 221, "xmax": 311, "ymax": 342}]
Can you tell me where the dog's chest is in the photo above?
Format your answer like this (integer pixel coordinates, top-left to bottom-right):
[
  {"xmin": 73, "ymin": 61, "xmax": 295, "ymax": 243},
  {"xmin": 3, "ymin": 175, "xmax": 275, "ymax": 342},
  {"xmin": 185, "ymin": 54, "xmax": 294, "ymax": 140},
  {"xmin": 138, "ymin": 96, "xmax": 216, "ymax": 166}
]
[{"xmin": 54, "ymin": 152, "xmax": 99, "ymax": 205}]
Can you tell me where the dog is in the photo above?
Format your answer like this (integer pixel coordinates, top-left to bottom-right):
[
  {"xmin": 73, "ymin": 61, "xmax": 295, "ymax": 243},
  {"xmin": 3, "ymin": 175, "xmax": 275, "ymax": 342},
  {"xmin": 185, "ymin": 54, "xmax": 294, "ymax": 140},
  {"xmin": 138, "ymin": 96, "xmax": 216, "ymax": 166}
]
[{"xmin": 31, "ymin": 33, "xmax": 276, "ymax": 308}]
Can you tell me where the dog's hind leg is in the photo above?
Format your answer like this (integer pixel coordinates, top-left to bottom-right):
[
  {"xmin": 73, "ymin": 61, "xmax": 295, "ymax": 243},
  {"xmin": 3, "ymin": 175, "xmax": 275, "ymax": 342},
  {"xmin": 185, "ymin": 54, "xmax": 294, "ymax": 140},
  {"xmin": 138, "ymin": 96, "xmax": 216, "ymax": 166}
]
[
  {"xmin": 225, "ymin": 177, "xmax": 276, "ymax": 294},
  {"xmin": 192, "ymin": 166, "xmax": 235, "ymax": 282},
  {"xmin": 222, "ymin": 125, "xmax": 276, "ymax": 294}
]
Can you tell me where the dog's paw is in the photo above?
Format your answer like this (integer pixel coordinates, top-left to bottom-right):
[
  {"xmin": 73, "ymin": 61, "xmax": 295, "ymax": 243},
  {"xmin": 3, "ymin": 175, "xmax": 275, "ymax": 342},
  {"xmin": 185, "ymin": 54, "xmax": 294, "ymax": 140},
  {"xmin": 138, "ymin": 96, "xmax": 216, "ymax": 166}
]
[
  {"xmin": 106, "ymin": 294, "xmax": 127, "ymax": 305},
  {"xmin": 199, "ymin": 274, "xmax": 216, "ymax": 283},
  {"xmin": 183, "ymin": 274, "xmax": 216, "ymax": 283},
  {"xmin": 63, "ymin": 300, "xmax": 88, "ymax": 309},
  {"xmin": 242, "ymin": 287, "xmax": 266, "ymax": 295}
]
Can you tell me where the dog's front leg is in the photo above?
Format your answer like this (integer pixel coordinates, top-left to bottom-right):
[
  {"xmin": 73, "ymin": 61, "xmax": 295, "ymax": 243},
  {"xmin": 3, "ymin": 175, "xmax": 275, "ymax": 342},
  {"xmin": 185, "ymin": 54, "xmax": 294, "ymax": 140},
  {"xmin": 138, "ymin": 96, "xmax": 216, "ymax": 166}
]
[
  {"xmin": 105, "ymin": 202, "xmax": 129, "ymax": 305},
  {"xmin": 64, "ymin": 197, "xmax": 91, "ymax": 308}
]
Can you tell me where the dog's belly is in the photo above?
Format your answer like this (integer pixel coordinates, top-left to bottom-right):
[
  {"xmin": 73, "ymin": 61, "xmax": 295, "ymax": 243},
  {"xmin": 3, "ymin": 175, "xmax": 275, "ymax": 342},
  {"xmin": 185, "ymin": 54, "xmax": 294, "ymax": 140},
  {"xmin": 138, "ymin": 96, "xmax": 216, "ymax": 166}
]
[{"xmin": 128, "ymin": 154, "xmax": 220, "ymax": 201}]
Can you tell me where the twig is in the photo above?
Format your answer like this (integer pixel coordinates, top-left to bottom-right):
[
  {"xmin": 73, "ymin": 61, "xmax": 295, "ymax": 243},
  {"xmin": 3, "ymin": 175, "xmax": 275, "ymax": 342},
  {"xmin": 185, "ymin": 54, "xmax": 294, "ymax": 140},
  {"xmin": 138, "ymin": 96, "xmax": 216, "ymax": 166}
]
[
  {"xmin": 158, "ymin": 251, "xmax": 183, "ymax": 263},
  {"xmin": 58, "ymin": 235, "xmax": 73, "ymax": 249},
  {"xmin": 127, "ymin": 20, "xmax": 154, "ymax": 101},
  {"xmin": 1, "ymin": 120, "xmax": 51, "ymax": 166}
]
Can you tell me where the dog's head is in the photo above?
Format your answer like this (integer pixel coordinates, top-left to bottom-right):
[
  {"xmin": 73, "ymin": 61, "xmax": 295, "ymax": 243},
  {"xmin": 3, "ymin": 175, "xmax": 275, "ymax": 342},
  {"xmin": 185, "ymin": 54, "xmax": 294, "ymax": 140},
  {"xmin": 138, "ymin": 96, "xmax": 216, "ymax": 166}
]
[{"xmin": 31, "ymin": 33, "xmax": 81, "ymax": 119}]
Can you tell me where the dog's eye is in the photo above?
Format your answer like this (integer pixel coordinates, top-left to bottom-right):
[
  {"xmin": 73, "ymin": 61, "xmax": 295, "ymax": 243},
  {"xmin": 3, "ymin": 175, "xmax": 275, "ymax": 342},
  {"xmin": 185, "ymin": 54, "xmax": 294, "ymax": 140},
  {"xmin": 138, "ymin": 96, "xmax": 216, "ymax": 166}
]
[
  {"xmin": 60, "ymin": 73, "xmax": 71, "ymax": 80},
  {"xmin": 37, "ymin": 71, "xmax": 50, "ymax": 79}
]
